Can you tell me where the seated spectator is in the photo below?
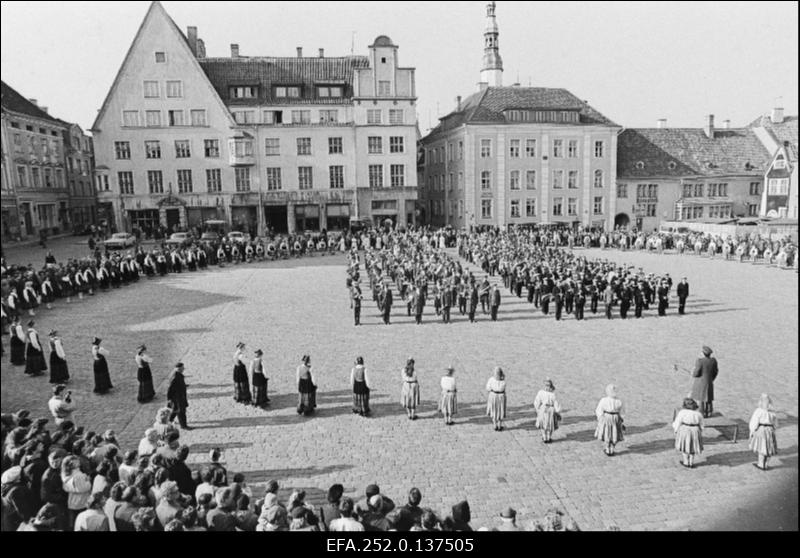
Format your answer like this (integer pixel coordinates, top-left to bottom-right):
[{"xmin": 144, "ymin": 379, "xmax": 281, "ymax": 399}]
[
  {"xmin": 90, "ymin": 430, "xmax": 120, "ymax": 465},
  {"xmin": 131, "ymin": 507, "xmax": 157, "ymax": 532},
  {"xmin": 206, "ymin": 487, "xmax": 237, "ymax": 531},
  {"xmin": 176, "ymin": 506, "xmax": 204, "ymax": 532},
  {"xmin": 208, "ymin": 448, "xmax": 228, "ymax": 486},
  {"xmin": 40, "ymin": 448, "xmax": 68, "ymax": 530},
  {"xmin": 411, "ymin": 510, "xmax": 441, "ymax": 531},
  {"xmin": 195, "ymin": 468, "xmax": 216, "ymax": 503},
  {"xmin": 74, "ymin": 492, "xmax": 109, "ymax": 531},
  {"xmin": 152, "ymin": 409, "xmax": 178, "ymax": 441},
  {"xmin": 118, "ymin": 451, "xmax": 138, "ymax": 486},
  {"xmin": 318, "ymin": 483, "xmax": 344, "ymax": 531},
  {"xmin": 256, "ymin": 500, "xmax": 289, "ymax": 532},
  {"xmin": 92, "ymin": 460, "xmax": 113, "ymax": 496},
  {"xmin": 234, "ymin": 493, "xmax": 258, "ymax": 531},
  {"xmin": 164, "ymin": 519, "xmax": 184, "ymax": 531},
  {"xmin": 113, "ymin": 487, "xmax": 139, "ymax": 532},
  {"xmin": 328, "ymin": 497, "xmax": 364, "ymax": 532},
  {"xmin": 17, "ymin": 502, "xmax": 61, "ymax": 531},
  {"xmin": 61, "ymin": 455, "xmax": 91, "ymax": 529},
  {"xmin": 155, "ymin": 481, "xmax": 184, "ymax": 529},
  {"xmin": 289, "ymin": 505, "xmax": 320, "ymax": 531},
  {"xmin": 132, "ymin": 470, "xmax": 154, "ymax": 507},
  {"xmin": 168, "ymin": 445, "xmax": 195, "ymax": 503},
  {"xmin": 361, "ymin": 495, "xmax": 390, "ymax": 532},
  {"xmin": 231, "ymin": 472, "xmax": 252, "ymax": 506},
  {"xmin": 137, "ymin": 429, "xmax": 160, "ymax": 458},
  {"xmin": 400, "ymin": 487, "xmax": 424, "ymax": 529},
  {"xmin": 1, "ymin": 466, "xmax": 36, "ymax": 531},
  {"xmin": 156, "ymin": 431, "xmax": 181, "ymax": 461},
  {"xmin": 449, "ymin": 500, "xmax": 472, "ymax": 531},
  {"xmin": 104, "ymin": 482, "xmax": 127, "ymax": 531},
  {"xmin": 196, "ymin": 492, "xmax": 215, "ymax": 529},
  {"xmin": 355, "ymin": 484, "xmax": 395, "ymax": 519}
]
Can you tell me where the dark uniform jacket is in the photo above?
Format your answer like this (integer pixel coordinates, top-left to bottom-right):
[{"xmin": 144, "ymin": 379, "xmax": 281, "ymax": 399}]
[{"xmin": 691, "ymin": 357, "xmax": 718, "ymax": 403}]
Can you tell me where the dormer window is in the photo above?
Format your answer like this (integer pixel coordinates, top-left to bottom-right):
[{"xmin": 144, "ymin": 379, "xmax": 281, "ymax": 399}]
[
  {"xmin": 636, "ymin": 162, "xmax": 645, "ymax": 170},
  {"xmin": 155, "ymin": 52, "xmax": 166, "ymax": 63},
  {"xmin": 317, "ymin": 86, "xmax": 343, "ymax": 98},
  {"xmin": 774, "ymin": 155, "xmax": 786, "ymax": 170},
  {"xmin": 668, "ymin": 162, "xmax": 677, "ymax": 170},
  {"xmin": 230, "ymin": 86, "xmax": 257, "ymax": 99},
  {"xmin": 274, "ymin": 86, "xmax": 301, "ymax": 98}
]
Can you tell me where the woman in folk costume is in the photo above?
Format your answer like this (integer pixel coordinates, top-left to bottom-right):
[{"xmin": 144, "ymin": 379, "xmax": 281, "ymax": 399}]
[
  {"xmin": 595, "ymin": 384, "xmax": 624, "ymax": 456},
  {"xmin": 74, "ymin": 266, "xmax": 87, "ymax": 298},
  {"xmin": 486, "ymin": 367, "xmax": 507, "ymax": 431},
  {"xmin": 97, "ymin": 261, "xmax": 110, "ymax": 290},
  {"xmin": 91, "ymin": 337, "xmax": 114, "ymax": 395},
  {"xmin": 749, "ymin": 394, "xmax": 778, "ymax": 471},
  {"xmin": 7, "ymin": 285, "xmax": 20, "ymax": 320},
  {"xmin": 135, "ymin": 345, "xmax": 156, "ymax": 404},
  {"xmin": 232, "ymin": 342, "xmax": 252, "ymax": 404},
  {"xmin": 250, "ymin": 349, "xmax": 269, "ymax": 409},
  {"xmin": 40, "ymin": 274, "xmax": 55, "ymax": 310},
  {"xmin": 266, "ymin": 242, "xmax": 277, "ymax": 261},
  {"xmin": 48, "ymin": 330, "xmax": 70, "ymax": 384},
  {"xmin": 186, "ymin": 248, "xmax": 197, "ymax": 271},
  {"xmin": 156, "ymin": 251, "xmax": 168, "ymax": 276},
  {"xmin": 350, "ymin": 356, "xmax": 371, "ymax": 417},
  {"xmin": 439, "ymin": 366, "xmax": 458, "ymax": 426},
  {"xmin": 142, "ymin": 252, "xmax": 156, "ymax": 278},
  {"xmin": 673, "ymin": 397, "xmax": 704, "ymax": 468},
  {"xmin": 400, "ymin": 358, "xmax": 420, "ymax": 420},
  {"xmin": 22, "ymin": 281, "xmax": 40, "ymax": 317},
  {"xmin": 171, "ymin": 249, "xmax": 184, "ymax": 274},
  {"xmin": 245, "ymin": 243, "xmax": 255, "ymax": 263},
  {"xmin": 24, "ymin": 321, "xmax": 47, "ymax": 377},
  {"xmin": 9, "ymin": 317, "xmax": 26, "ymax": 366},
  {"xmin": 255, "ymin": 242, "xmax": 265, "ymax": 262},
  {"xmin": 82, "ymin": 266, "xmax": 96, "ymax": 295},
  {"xmin": 197, "ymin": 246, "xmax": 208, "ymax": 269},
  {"xmin": 231, "ymin": 243, "xmax": 241, "ymax": 264},
  {"xmin": 296, "ymin": 355, "xmax": 317, "ymax": 416},
  {"xmin": 534, "ymin": 379, "xmax": 563, "ymax": 443}
]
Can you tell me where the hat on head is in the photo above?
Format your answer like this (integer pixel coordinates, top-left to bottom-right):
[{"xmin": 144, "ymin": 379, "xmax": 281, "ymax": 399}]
[
  {"xmin": 103, "ymin": 429, "xmax": 116, "ymax": 441},
  {"xmin": 682, "ymin": 398, "xmax": 699, "ymax": 411},
  {"xmin": 137, "ymin": 345, "xmax": 146, "ymax": 353},
  {"xmin": 48, "ymin": 330, "xmax": 58, "ymax": 337},
  {"xmin": 500, "ymin": 507, "xmax": 516, "ymax": 519},
  {"xmin": 27, "ymin": 320, "xmax": 36, "ymax": 328},
  {"xmin": 53, "ymin": 384, "xmax": 67, "ymax": 396},
  {"xmin": 236, "ymin": 342, "xmax": 245, "ymax": 350},
  {"xmin": 92, "ymin": 337, "xmax": 101, "ymax": 346},
  {"xmin": 49, "ymin": 447, "xmax": 68, "ymax": 459},
  {"xmin": 175, "ymin": 362, "xmax": 184, "ymax": 370},
  {"xmin": 365, "ymin": 484, "xmax": 380, "ymax": 497},
  {"xmin": 544, "ymin": 378, "xmax": 556, "ymax": 390},
  {"xmin": 702, "ymin": 346, "xmax": 713, "ymax": 357},
  {"xmin": 166, "ymin": 431, "xmax": 180, "ymax": 444}
]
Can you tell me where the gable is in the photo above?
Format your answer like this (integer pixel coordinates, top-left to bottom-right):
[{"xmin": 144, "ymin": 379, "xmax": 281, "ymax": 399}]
[{"xmin": 92, "ymin": 1, "xmax": 234, "ymax": 132}]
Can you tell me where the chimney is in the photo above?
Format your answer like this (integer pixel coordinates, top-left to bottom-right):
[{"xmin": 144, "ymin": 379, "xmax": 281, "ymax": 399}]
[
  {"xmin": 28, "ymin": 98, "xmax": 38, "ymax": 107},
  {"xmin": 704, "ymin": 114, "xmax": 715, "ymax": 139},
  {"xmin": 297, "ymin": 47, "xmax": 303, "ymax": 58},
  {"xmin": 456, "ymin": 96, "xmax": 462, "ymax": 112},
  {"xmin": 319, "ymin": 48, "xmax": 325, "ymax": 58},
  {"xmin": 196, "ymin": 39, "xmax": 206, "ymax": 59},
  {"xmin": 40, "ymin": 106, "xmax": 49, "ymax": 114},
  {"xmin": 187, "ymin": 26, "xmax": 198, "ymax": 56},
  {"xmin": 231, "ymin": 44, "xmax": 240, "ymax": 58},
  {"xmin": 657, "ymin": 119, "xmax": 667, "ymax": 129},
  {"xmin": 723, "ymin": 119, "xmax": 731, "ymax": 130},
  {"xmin": 771, "ymin": 107, "xmax": 785, "ymax": 124}
]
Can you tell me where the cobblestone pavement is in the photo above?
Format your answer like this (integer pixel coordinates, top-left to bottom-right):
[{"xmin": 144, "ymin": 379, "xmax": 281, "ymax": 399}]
[{"xmin": 1, "ymin": 247, "xmax": 797, "ymax": 531}]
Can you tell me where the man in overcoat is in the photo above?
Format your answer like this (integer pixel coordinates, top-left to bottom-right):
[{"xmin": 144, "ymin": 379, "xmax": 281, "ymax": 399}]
[
  {"xmin": 167, "ymin": 363, "xmax": 191, "ymax": 429},
  {"xmin": 691, "ymin": 346, "xmax": 719, "ymax": 418}
]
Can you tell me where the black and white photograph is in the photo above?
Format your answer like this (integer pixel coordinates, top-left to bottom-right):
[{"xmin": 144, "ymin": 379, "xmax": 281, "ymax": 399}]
[{"xmin": 0, "ymin": 0, "xmax": 797, "ymax": 537}]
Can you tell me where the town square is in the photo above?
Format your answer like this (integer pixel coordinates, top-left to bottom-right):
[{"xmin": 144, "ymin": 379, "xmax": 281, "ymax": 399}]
[{"xmin": 1, "ymin": 1, "xmax": 797, "ymax": 534}]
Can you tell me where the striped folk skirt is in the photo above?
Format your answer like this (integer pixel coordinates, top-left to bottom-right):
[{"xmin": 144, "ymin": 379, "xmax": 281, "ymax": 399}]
[
  {"xmin": 749, "ymin": 425, "xmax": 778, "ymax": 457},
  {"xmin": 353, "ymin": 381, "xmax": 370, "ymax": 414},
  {"xmin": 675, "ymin": 425, "xmax": 703, "ymax": 455},
  {"xmin": 486, "ymin": 392, "xmax": 507, "ymax": 421},
  {"xmin": 233, "ymin": 364, "xmax": 251, "ymax": 403},
  {"xmin": 439, "ymin": 391, "xmax": 458, "ymax": 416},
  {"xmin": 536, "ymin": 406, "xmax": 559, "ymax": 433},
  {"xmin": 401, "ymin": 381, "xmax": 420, "ymax": 410},
  {"xmin": 595, "ymin": 413, "xmax": 624, "ymax": 444}
]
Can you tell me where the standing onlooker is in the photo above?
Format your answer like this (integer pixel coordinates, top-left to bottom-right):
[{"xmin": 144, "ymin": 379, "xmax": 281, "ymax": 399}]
[
  {"xmin": 485, "ymin": 367, "xmax": 507, "ymax": 431},
  {"xmin": 48, "ymin": 330, "xmax": 70, "ymax": 384},
  {"xmin": 61, "ymin": 455, "xmax": 91, "ymax": 529},
  {"xmin": 328, "ymin": 497, "xmax": 364, "ymax": 532},
  {"xmin": 691, "ymin": 346, "xmax": 719, "ymax": 418},
  {"xmin": 350, "ymin": 356, "xmax": 371, "ymax": 417},
  {"xmin": 439, "ymin": 366, "xmax": 458, "ymax": 426},
  {"xmin": 676, "ymin": 276, "xmax": 690, "ymax": 315},
  {"xmin": 135, "ymin": 345, "xmax": 155, "ymax": 404},
  {"xmin": 39, "ymin": 448, "xmax": 68, "ymax": 530},
  {"xmin": 166, "ymin": 363, "xmax": 191, "ymax": 430},
  {"xmin": 232, "ymin": 343, "xmax": 252, "ymax": 405},
  {"xmin": 48, "ymin": 385, "xmax": 75, "ymax": 426},
  {"xmin": 137, "ymin": 429, "xmax": 160, "ymax": 458},
  {"xmin": 673, "ymin": 398, "xmax": 704, "ymax": 469},
  {"xmin": 74, "ymin": 492, "xmax": 110, "ymax": 531},
  {"xmin": 749, "ymin": 394, "xmax": 778, "ymax": 471},
  {"xmin": 296, "ymin": 355, "xmax": 317, "ymax": 416},
  {"xmin": 251, "ymin": 350, "xmax": 269, "ymax": 409},
  {"xmin": 318, "ymin": 484, "xmax": 343, "ymax": 531},
  {"xmin": 594, "ymin": 384, "xmax": 625, "ymax": 456},
  {"xmin": 400, "ymin": 359, "xmax": 420, "ymax": 420},
  {"xmin": 91, "ymin": 337, "xmax": 113, "ymax": 395},
  {"xmin": 534, "ymin": 379, "xmax": 562, "ymax": 443},
  {"xmin": 1, "ymin": 466, "xmax": 36, "ymax": 531}
]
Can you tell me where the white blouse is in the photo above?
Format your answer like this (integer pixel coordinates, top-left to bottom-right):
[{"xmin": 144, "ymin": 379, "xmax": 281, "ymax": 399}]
[
  {"xmin": 672, "ymin": 409, "xmax": 704, "ymax": 432},
  {"xmin": 533, "ymin": 390, "xmax": 562, "ymax": 413},
  {"xmin": 93, "ymin": 346, "xmax": 109, "ymax": 359},
  {"xmin": 441, "ymin": 376, "xmax": 457, "ymax": 392},
  {"xmin": 233, "ymin": 349, "xmax": 245, "ymax": 364},
  {"xmin": 402, "ymin": 370, "xmax": 418, "ymax": 383},
  {"xmin": 350, "ymin": 366, "xmax": 370, "ymax": 388},
  {"xmin": 486, "ymin": 377, "xmax": 506, "ymax": 394},
  {"xmin": 135, "ymin": 354, "xmax": 152, "ymax": 367},
  {"xmin": 748, "ymin": 408, "xmax": 777, "ymax": 435},
  {"xmin": 54, "ymin": 338, "xmax": 66, "ymax": 360},
  {"xmin": 595, "ymin": 396, "xmax": 624, "ymax": 419},
  {"xmin": 28, "ymin": 330, "xmax": 41, "ymax": 351}
]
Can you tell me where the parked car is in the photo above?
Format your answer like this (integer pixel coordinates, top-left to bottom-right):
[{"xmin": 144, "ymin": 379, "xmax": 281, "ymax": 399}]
[
  {"xmin": 227, "ymin": 231, "xmax": 247, "ymax": 242},
  {"xmin": 104, "ymin": 233, "xmax": 137, "ymax": 249},
  {"xmin": 165, "ymin": 232, "xmax": 194, "ymax": 248},
  {"xmin": 200, "ymin": 231, "xmax": 220, "ymax": 243}
]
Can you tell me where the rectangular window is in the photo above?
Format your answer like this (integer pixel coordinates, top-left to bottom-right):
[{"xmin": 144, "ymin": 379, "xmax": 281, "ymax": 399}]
[
  {"xmin": 553, "ymin": 139, "xmax": 564, "ymax": 158},
  {"xmin": 206, "ymin": 169, "xmax": 222, "ymax": 193},
  {"xmin": 525, "ymin": 139, "xmax": 537, "ymax": 158},
  {"xmin": 147, "ymin": 171, "xmax": 163, "ymax": 194},
  {"xmin": 190, "ymin": 110, "xmax": 207, "ymax": 126},
  {"xmin": 647, "ymin": 204, "xmax": 657, "ymax": 217},
  {"xmin": 510, "ymin": 139, "xmax": 521, "ymax": 158},
  {"xmin": 123, "ymin": 111, "xmax": 139, "ymax": 127},
  {"xmin": 369, "ymin": 165, "xmax": 384, "ymax": 188},
  {"xmin": 273, "ymin": 86, "xmax": 299, "ymax": 98},
  {"xmin": 617, "ymin": 184, "xmax": 628, "ymax": 198},
  {"xmin": 31, "ymin": 168, "xmax": 41, "ymax": 188},
  {"xmin": 568, "ymin": 198, "xmax": 578, "ymax": 216},
  {"xmin": 449, "ymin": 173, "xmax": 455, "ymax": 191},
  {"xmin": 263, "ymin": 111, "xmax": 283, "ymax": 125},
  {"xmin": 480, "ymin": 139, "xmax": 492, "ymax": 158},
  {"xmin": 231, "ymin": 140, "xmax": 253, "ymax": 158},
  {"xmin": 459, "ymin": 172, "xmax": 464, "ymax": 189},
  {"xmin": 526, "ymin": 170, "xmax": 537, "ymax": 190},
  {"xmin": 233, "ymin": 111, "xmax": 255, "ymax": 125},
  {"xmin": 329, "ymin": 137, "xmax": 343, "ymax": 155},
  {"xmin": 378, "ymin": 81, "xmax": 391, "ymax": 96},
  {"xmin": 145, "ymin": 110, "xmax": 161, "ymax": 127},
  {"xmin": 510, "ymin": 170, "xmax": 521, "ymax": 190},
  {"xmin": 526, "ymin": 198, "xmax": 537, "ymax": 218},
  {"xmin": 459, "ymin": 141, "xmax": 464, "ymax": 160},
  {"xmin": 235, "ymin": 168, "xmax": 251, "ymax": 192},
  {"xmin": 155, "ymin": 52, "xmax": 166, "ymax": 63},
  {"xmin": 231, "ymin": 86, "xmax": 258, "ymax": 99},
  {"xmin": 708, "ymin": 184, "xmax": 718, "ymax": 197},
  {"xmin": 44, "ymin": 168, "xmax": 53, "ymax": 188},
  {"xmin": 552, "ymin": 170, "xmax": 564, "ymax": 189},
  {"xmin": 266, "ymin": 168, "xmax": 282, "ymax": 191},
  {"xmin": 510, "ymin": 200, "xmax": 521, "ymax": 218},
  {"xmin": 298, "ymin": 167, "xmax": 314, "ymax": 190},
  {"xmin": 265, "ymin": 138, "xmax": 280, "ymax": 156},
  {"xmin": 330, "ymin": 166, "xmax": 345, "ymax": 189},
  {"xmin": 143, "ymin": 81, "xmax": 159, "ymax": 98},
  {"xmin": 114, "ymin": 142, "xmax": 131, "ymax": 160},
  {"xmin": 367, "ymin": 110, "xmax": 382, "ymax": 125},
  {"xmin": 595, "ymin": 141, "xmax": 605, "ymax": 158},
  {"xmin": 389, "ymin": 109, "xmax": 404, "ymax": 127},
  {"xmin": 481, "ymin": 199, "xmax": 493, "ymax": 219},
  {"xmin": 317, "ymin": 86, "xmax": 343, "ymax": 98},
  {"xmin": 297, "ymin": 138, "xmax": 312, "ymax": 156},
  {"xmin": 481, "ymin": 171, "xmax": 492, "ymax": 191},
  {"xmin": 719, "ymin": 183, "xmax": 728, "ymax": 197},
  {"xmin": 594, "ymin": 196, "xmax": 604, "ymax": 215},
  {"xmin": 749, "ymin": 182, "xmax": 761, "ymax": 196},
  {"xmin": 552, "ymin": 197, "xmax": 564, "ymax": 216},
  {"xmin": 175, "ymin": 140, "xmax": 191, "ymax": 159},
  {"xmin": 568, "ymin": 140, "xmax": 579, "ymax": 158},
  {"xmin": 389, "ymin": 137, "xmax": 405, "ymax": 154},
  {"xmin": 176, "ymin": 170, "xmax": 193, "ymax": 193},
  {"xmin": 694, "ymin": 184, "xmax": 704, "ymax": 197},
  {"xmin": 594, "ymin": 170, "xmax": 605, "ymax": 189},
  {"xmin": 390, "ymin": 165, "xmax": 405, "ymax": 187},
  {"xmin": 291, "ymin": 110, "xmax": 311, "ymax": 125},
  {"xmin": 166, "ymin": 81, "xmax": 183, "ymax": 98},
  {"xmin": 748, "ymin": 203, "xmax": 759, "ymax": 216},
  {"xmin": 368, "ymin": 137, "xmax": 383, "ymax": 154},
  {"xmin": 203, "ymin": 139, "xmax": 219, "ymax": 158},
  {"xmin": 145, "ymin": 141, "xmax": 161, "ymax": 159},
  {"xmin": 168, "ymin": 110, "xmax": 184, "ymax": 126},
  {"xmin": 319, "ymin": 110, "xmax": 338, "ymax": 124},
  {"xmin": 17, "ymin": 166, "xmax": 27, "ymax": 188},
  {"xmin": 118, "ymin": 171, "xmax": 134, "ymax": 195},
  {"xmin": 568, "ymin": 170, "xmax": 579, "ymax": 189}
]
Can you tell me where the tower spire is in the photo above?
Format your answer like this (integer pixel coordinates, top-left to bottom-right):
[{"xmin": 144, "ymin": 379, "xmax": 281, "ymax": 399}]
[{"xmin": 481, "ymin": 1, "xmax": 503, "ymax": 87}]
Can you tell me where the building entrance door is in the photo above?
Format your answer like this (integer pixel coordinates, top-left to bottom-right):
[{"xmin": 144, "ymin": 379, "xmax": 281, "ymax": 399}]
[
  {"xmin": 166, "ymin": 209, "xmax": 181, "ymax": 232},
  {"xmin": 264, "ymin": 205, "xmax": 288, "ymax": 234}
]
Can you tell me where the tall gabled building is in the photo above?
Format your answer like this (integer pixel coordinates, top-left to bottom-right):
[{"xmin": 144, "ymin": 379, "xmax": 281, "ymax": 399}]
[
  {"xmin": 749, "ymin": 107, "xmax": 798, "ymax": 219},
  {"xmin": 91, "ymin": 1, "xmax": 418, "ymax": 236},
  {"xmin": 420, "ymin": 2, "xmax": 621, "ymax": 230}
]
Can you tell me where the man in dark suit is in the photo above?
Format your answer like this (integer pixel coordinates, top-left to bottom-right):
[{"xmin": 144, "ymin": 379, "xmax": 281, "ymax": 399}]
[
  {"xmin": 167, "ymin": 363, "xmax": 191, "ymax": 429},
  {"xmin": 553, "ymin": 284, "xmax": 564, "ymax": 321},
  {"xmin": 352, "ymin": 285, "xmax": 363, "ymax": 326},
  {"xmin": 490, "ymin": 285, "xmax": 501, "ymax": 321},
  {"xmin": 382, "ymin": 287, "xmax": 393, "ymax": 325},
  {"xmin": 413, "ymin": 286, "xmax": 425, "ymax": 325},
  {"xmin": 574, "ymin": 286, "xmax": 586, "ymax": 321},
  {"xmin": 691, "ymin": 346, "xmax": 719, "ymax": 418},
  {"xmin": 677, "ymin": 277, "xmax": 690, "ymax": 315},
  {"xmin": 441, "ymin": 284, "xmax": 452, "ymax": 324},
  {"xmin": 468, "ymin": 284, "xmax": 478, "ymax": 323},
  {"xmin": 657, "ymin": 281, "xmax": 669, "ymax": 316}
]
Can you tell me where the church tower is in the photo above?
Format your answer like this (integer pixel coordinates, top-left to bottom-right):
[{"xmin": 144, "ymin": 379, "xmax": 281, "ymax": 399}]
[{"xmin": 480, "ymin": 1, "xmax": 503, "ymax": 87}]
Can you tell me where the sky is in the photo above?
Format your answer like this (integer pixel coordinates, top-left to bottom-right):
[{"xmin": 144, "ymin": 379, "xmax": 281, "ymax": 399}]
[{"xmin": 1, "ymin": 1, "xmax": 798, "ymax": 134}]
